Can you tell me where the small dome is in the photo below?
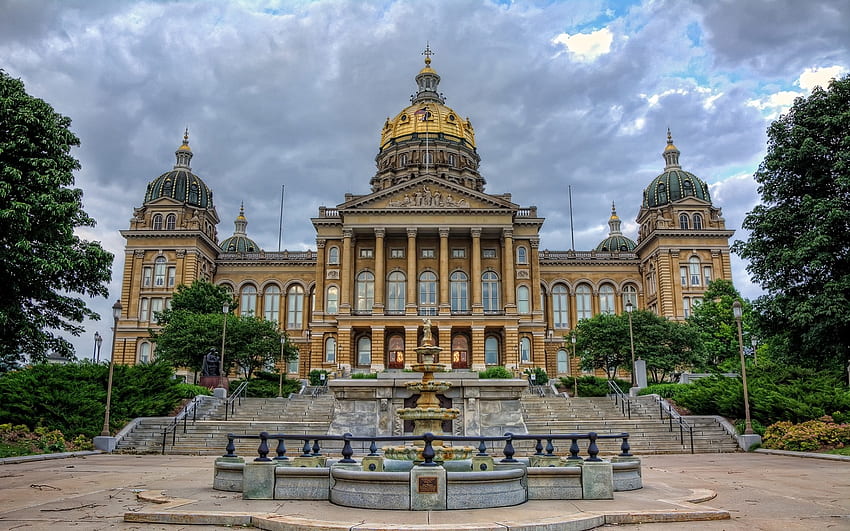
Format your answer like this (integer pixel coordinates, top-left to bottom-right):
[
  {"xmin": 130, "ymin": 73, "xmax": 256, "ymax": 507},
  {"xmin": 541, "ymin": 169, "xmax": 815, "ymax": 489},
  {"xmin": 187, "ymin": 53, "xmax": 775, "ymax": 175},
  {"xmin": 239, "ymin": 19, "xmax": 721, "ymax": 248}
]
[
  {"xmin": 220, "ymin": 203, "xmax": 260, "ymax": 253},
  {"xmin": 595, "ymin": 202, "xmax": 636, "ymax": 252},
  {"xmin": 642, "ymin": 130, "xmax": 710, "ymax": 208},
  {"xmin": 145, "ymin": 130, "xmax": 214, "ymax": 209}
]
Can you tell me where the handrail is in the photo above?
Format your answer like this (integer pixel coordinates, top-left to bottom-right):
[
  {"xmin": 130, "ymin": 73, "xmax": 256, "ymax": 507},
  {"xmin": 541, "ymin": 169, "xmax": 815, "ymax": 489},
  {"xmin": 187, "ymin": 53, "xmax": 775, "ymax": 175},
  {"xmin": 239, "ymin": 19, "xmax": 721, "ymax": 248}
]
[
  {"xmin": 607, "ymin": 380, "xmax": 631, "ymax": 419},
  {"xmin": 160, "ymin": 395, "xmax": 206, "ymax": 455},
  {"xmin": 651, "ymin": 395, "xmax": 695, "ymax": 454},
  {"xmin": 224, "ymin": 380, "xmax": 250, "ymax": 421},
  {"xmin": 222, "ymin": 430, "xmax": 633, "ymax": 465}
]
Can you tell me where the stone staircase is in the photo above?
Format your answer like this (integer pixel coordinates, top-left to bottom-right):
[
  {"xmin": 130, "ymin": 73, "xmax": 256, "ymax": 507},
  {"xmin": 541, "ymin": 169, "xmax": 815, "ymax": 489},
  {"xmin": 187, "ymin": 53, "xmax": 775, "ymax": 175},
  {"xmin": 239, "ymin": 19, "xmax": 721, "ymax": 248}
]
[
  {"xmin": 518, "ymin": 394, "xmax": 739, "ymax": 455},
  {"xmin": 116, "ymin": 392, "xmax": 336, "ymax": 456}
]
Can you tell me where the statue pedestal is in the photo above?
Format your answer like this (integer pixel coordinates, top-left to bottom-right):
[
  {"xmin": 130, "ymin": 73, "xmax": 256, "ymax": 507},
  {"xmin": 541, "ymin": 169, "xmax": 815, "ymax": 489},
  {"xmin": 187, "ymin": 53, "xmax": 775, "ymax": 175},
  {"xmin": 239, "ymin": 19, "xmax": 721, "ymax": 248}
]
[{"xmin": 200, "ymin": 376, "xmax": 228, "ymax": 390}]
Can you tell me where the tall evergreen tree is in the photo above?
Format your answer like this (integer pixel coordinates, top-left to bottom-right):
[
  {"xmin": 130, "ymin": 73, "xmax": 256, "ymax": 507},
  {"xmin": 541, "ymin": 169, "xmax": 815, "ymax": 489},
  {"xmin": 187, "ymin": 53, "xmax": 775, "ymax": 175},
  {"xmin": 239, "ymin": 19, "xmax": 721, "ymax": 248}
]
[
  {"xmin": 733, "ymin": 75, "xmax": 850, "ymax": 370},
  {"xmin": 0, "ymin": 71, "xmax": 113, "ymax": 364}
]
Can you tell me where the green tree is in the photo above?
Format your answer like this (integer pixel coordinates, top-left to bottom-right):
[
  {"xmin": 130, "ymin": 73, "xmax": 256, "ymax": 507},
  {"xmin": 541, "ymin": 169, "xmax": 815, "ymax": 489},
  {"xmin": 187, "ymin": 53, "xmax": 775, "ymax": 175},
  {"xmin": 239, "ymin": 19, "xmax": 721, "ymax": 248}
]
[
  {"xmin": 575, "ymin": 313, "xmax": 629, "ymax": 379},
  {"xmin": 0, "ymin": 71, "xmax": 113, "ymax": 364},
  {"xmin": 687, "ymin": 280, "xmax": 753, "ymax": 370},
  {"xmin": 732, "ymin": 74, "xmax": 850, "ymax": 371}
]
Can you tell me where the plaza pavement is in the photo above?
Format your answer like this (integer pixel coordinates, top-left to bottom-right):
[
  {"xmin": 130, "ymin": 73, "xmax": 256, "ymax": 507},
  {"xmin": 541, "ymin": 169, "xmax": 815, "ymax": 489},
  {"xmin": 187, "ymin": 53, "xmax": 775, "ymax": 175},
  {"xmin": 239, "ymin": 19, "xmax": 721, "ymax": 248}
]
[{"xmin": 0, "ymin": 450, "xmax": 848, "ymax": 530}]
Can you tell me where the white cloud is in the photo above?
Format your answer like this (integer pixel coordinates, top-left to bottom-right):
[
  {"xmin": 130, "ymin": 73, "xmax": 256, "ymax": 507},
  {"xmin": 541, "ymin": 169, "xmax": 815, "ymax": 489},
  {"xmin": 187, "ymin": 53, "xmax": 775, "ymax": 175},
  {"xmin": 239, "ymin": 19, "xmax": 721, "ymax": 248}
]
[
  {"xmin": 746, "ymin": 90, "xmax": 803, "ymax": 118},
  {"xmin": 796, "ymin": 65, "xmax": 847, "ymax": 92},
  {"xmin": 551, "ymin": 27, "xmax": 613, "ymax": 62}
]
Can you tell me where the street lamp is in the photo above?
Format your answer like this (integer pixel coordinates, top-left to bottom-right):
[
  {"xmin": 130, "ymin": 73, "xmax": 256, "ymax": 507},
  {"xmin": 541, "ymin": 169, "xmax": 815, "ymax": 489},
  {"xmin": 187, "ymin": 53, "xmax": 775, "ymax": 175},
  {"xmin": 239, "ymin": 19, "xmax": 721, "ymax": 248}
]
[
  {"xmin": 100, "ymin": 300, "xmax": 122, "ymax": 437},
  {"xmin": 751, "ymin": 337, "xmax": 758, "ymax": 366},
  {"xmin": 93, "ymin": 331, "xmax": 102, "ymax": 362},
  {"xmin": 571, "ymin": 333, "xmax": 578, "ymax": 397},
  {"xmin": 625, "ymin": 300, "xmax": 636, "ymax": 387},
  {"xmin": 219, "ymin": 303, "xmax": 229, "ymax": 385},
  {"xmin": 278, "ymin": 336, "xmax": 286, "ymax": 398},
  {"xmin": 732, "ymin": 300, "xmax": 754, "ymax": 435}
]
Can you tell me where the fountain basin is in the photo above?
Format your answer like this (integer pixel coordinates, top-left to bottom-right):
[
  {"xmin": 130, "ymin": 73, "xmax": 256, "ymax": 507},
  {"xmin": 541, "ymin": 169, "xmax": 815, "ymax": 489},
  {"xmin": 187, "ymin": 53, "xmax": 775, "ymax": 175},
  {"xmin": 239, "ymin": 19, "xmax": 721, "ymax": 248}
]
[
  {"xmin": 406, "ymin": 381, "xmax": 452, "ymax": 393},
  {"xmin": 382, "ymin": 445, "xmax": 476, "ymax": 462},
  {"xmin": 396, "ymin": 407, "xmax": 460, "ymax": 420}
]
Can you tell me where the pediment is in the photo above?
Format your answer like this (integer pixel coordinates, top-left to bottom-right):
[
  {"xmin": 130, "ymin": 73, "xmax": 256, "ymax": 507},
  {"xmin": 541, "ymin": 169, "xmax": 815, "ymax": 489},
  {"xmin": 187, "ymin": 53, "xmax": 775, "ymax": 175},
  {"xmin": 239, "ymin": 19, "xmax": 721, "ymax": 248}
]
[{"xmin": 338, "ymin": 176, "xmax": 516, "ymax": 211}]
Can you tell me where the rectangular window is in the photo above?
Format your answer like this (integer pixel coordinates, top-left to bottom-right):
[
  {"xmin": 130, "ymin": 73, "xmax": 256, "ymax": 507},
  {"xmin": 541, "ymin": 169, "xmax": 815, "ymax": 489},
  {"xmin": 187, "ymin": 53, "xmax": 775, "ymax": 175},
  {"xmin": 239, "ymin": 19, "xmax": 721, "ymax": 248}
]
[
  {"xmin": 683, "ymin": 297, "xmax": 691, "ymax": 318},
  {"xmin": 359, "ymin": 248, "xmax": 374, "ymax": 258},
  {"xmin": 452, "ymin": 248, "xmax": 466, "ymax": 258},
  {"xmin": 390, "ymin": 248, "xmax": 404, "ymax": 259},
  {"xmin": 139, "ymin": 298, "xmax": 149, "ymax": 321},
  {"xmin": 421, "ymin": 248, "xmax": 435, "ymax": 258},
  {"xmin": 142, "ymin": 267, "xmax": 152, "ymax": 287},
  {"xmin": 482, "ymin": 248, "xmax": 496, "ymax": 259},
  {"xmin": 167, "ymin": 267, "xmax": 176, "ymax": 287},
  {"xmin": 703, "ymin": 266, "xmax": 712, "ymax": 286},
  {"xmin": 680, "ymin": 267, "xmax": 687, "ymax": 287},
  {"xmin": 150, "ymin": 298, "xmax": 163, "ymax": 323}
]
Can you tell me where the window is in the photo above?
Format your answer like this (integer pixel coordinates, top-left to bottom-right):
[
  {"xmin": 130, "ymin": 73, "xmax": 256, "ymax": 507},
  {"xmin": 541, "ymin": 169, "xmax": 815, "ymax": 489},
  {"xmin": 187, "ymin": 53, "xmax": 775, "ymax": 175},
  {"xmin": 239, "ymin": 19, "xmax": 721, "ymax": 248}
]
[
  {"xmin": 241, "ymin": 285, "xmax": 257, "ymax": 316},
  {"xmin": 165, "ymin": 214, "xmax": 176, "ymax": 230},
  {"xmin": 357, "ymin": 336, "xmax": 371, "ymax": 366},
  {"xmin": 448, "ymin": 153, "xmax": 456, "ymax": 166},
  {"xmin": 264, "ymin": 285, "xmax": 281, "ymax": 322},
  {"xmin": 450, "ymin": 271, "xmax": 469, "ymax": 312},
  {"xmin": 482, "ymin": 248, "xmax": 496, "ymax": 259},
  {"xmin": 552, "ymin": 284, "xmax": 569, "ymax": 329},
  {"xmin": 287, "ymin": 285, "xmax": 304, "ymax": 329},
  {"xmin": 680, "ymin": 266, "xmax": 688, "ymax": 286},
  {"xmin": 451, "ymin": 335, "xmax": 469, "ymax": 368},
  {"xmin": 516, "ymin": 246, "xmax": 528, "ymax": 264},
  {"xmin": 683, "ymin": 297, "xmax": 691, "ymax": 318},
  {"xmin": 167, "ymin": 267, "xmax": 176, "ymax": 287},
  {"xmin": 485, "ymin": 336, "xmax": 499, "ymax": 365},
  {"xmin": 423, "ymin": 151, "xmax": 433, "ymax": 164},
  {"xmin": 419, "ymin": 271, "xmax": 437, "ymax": 314},
  {"xmin": 326, "ymin": 286, "xmax": 339, "ymax": 314},
  {"xmin": 520, "ymin": 337, "xmax": 531, "ymax": 363},
  {"xmin": 388, "ymin": 334, "xmax": 405, "ymax": 367},
  {"xmin": 517, "ymin": 286, "xmax": 530, "ymax": 314},
  {"xmin": 325, "ymin": 337, "xmax": 336, "ymax": 363},
  {"xmin": 138, "ymin": 342, "xmax": 151, "ymax": 364},
  {"xmin": 387, "ymin": 271, "xmax": 406, "ymax": 312},
  {"xmin": 622, "ymin": 284, "xmax": 638, "ymax": 309},
  {"xmin": 703, "ymin": 266, "xmax": 712, "ymax": 286},
  {"xmin": 599, "ymin": 284, "xmax": 615, "ymax": 315},
  {"xmin": 356, "ymin": 271, "xmax": 375, "ymax": 312},
  {"xmin": 576, "ymin": 284, "xmax": 592, "ymax": 320},
  {"xmin": 142, "ymin": 267, "xmax": 152, "ymax": 287},
  {"xmin": 452, "ymin": 248, "xmax": 466, "ymax": 258},
  {"xmin": 328, "ymin": 246, "xmax": 339, "ymax": 264},
  {"xmin": 689, "ymin": 257, "xmax": 700, "ymax": 286},
  {"xmin": 482, "ymin": 271, "xmax": 500, "ymax": 312},
  {"xmin": 288, "ymin": 353, "xmax": 299, "ymax": 375},
  {"xmin": 154, "ymin": 257, "xmax": 166, "ymax": 287},
  {"xmin": 557, "ymin": 349, "xmax": 569, "ymax": 374},
  {"xmin": 421, "ymin": 248, "xmax": 435, "ymax": 258},
  {"xmin": 693, "ymin": 213, "xmax": 703, "ymax": 230},
  {"xmin": 152, "ymin": 214, "xmax": 163, "ymax": 230},
  {"xmin": 390, "ymin": 248, "xmax": 404, "ymax": 259},
  {"xmin": 359, "ymin": 248, "xmax": 374, "ymax": 259},
  {"xmin": 150, "ymin": 298, "xmax": 163, "ymax": 323},
  {"xmin": 399, "ymin": 153, "xmax": 407, "ymax": 167},
  {"xmin": 679, "ymin": 213, "xmax": 690, "ymax": 230},
  {"xmin": 139, "ymin": 298, "xmax": 149, "ymax": 321},
  {"xmin": 683, "ymin": 180, "xmax": 694, "ymax": 196}
]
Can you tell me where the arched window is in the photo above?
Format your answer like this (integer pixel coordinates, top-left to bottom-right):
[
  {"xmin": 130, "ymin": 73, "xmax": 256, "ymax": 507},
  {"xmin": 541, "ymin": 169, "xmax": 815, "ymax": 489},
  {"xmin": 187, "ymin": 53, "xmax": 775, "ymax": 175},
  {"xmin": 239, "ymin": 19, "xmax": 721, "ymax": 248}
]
[
  {"xmin": 189, "ymin": 183, "xmax": 199, "ymax": 204},
  {"xmin": 552, "ymin": 284, "xmax": 569, "ymax": 328},
  {"xmin": 326, "ymin": 286, "xmax": 339, "ymax": 314},
  {"xmin": 325, "ymin": 337, "xmax": 336, "ymax": 363},
  {"xmin": 138, "ymin": 342, "xmax": 151, "ymax": 364},
  {"xmin": 622, "ymin": 284, "xmax": 638, "ymax": 309},
  {"xmin": 165, "ymin": 214, "xmax": 176, "ymax": 230},
  {"xmin": 240, "ymin": 285, "xmax": 257, "ymax": 316},
  {"xmin": 516, "ymin": 246, "xmax": 528, "ymax": 264},
  {"xmin": 287, "ymin": 285, "xmax": 305, "ymax": 329},
  {"xmin": 263, "ymin": 285, "xmax": 281, "ymax": 323},
  {"xmin": 689, "ymin": 256, "xmax": 700, "ymax": 286},
  {"xmin": 387, "ymin": 271, "xmax": 406, "ymax": 313},
  {"xmin": 418, "ymin": 271, "xmax": 437, "ymax": 315},
  {"xmin": 451, "ymin": 335, "xmax": 469, "ymax": 369},
  {"xmin": 356, "ymin": 271, "xmax": 374, "ymax": 312},
  {"xmin": 482, "ymin": 271, "xmax": 500, "ymax": 312},
  {"xmin": 328, "ymin": 246, "xmax": 339, "ymax": 265},
  {"xmin": 693, "ymin": 213, "xmax": 703, "ymax": 230},
  {"xmin": 519, "ymin": 337, "xmax": 531, "ymax": 363},
  {"xmin": 153, "ymin": 257, "xmax": 167, "ymax": 287},
  {"xmin": 599, "ymin": 284, "xmax": 615, "ymax": 315},
  {"xmin": 657, "ymin": 183, "xmax": 667, "ymax": 203},
  {"xmin": 152, "ymin": 214, "xmax": 163, "ymax": 230},
  {"xmin": 450, "ymin": 271, "xmax": 469, "ymax": 312},
  {"xmin": 557, "ymin": 349, "xmax": 569, "ymax": 374},
  {"xmin": 484, "ymin": 336, "xmax": 499, "ymax": 365},
  {"xmin": 517, "ymin": 286, "xmax": 530, "ymax": 314},
  {"xmin": 357, "ymin": 336, "xmax": 371, "ymax": 366},
  {"xmin": 576, "ymin": 284, "xmax": 592, "ymax": 320},
  {"xmin": 683, "ymin": 180, "xmax": 694, "ymax": 196},
  {"xmin": 679, "ymin": 213, "xmax": 690, "ymax": 230},
  {"xmin": 387, "ymin": 334, "xmax": 405, "ymax": 368}
]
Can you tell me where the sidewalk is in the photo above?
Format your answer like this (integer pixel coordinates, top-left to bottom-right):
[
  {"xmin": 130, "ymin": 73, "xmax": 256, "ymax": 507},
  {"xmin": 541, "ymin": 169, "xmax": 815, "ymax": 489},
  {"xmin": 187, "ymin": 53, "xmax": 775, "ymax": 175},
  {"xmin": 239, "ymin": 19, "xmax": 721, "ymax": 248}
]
[{"xmin": 0, "ymin": 452, "xmax": 848, "ymax": 530}]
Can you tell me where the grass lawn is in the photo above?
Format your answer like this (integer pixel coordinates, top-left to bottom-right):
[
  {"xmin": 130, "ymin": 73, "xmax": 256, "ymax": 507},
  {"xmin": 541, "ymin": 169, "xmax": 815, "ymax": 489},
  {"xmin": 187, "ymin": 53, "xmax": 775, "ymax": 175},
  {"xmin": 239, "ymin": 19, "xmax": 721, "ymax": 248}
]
[
  {"xmin": 823, "ymin": 447, "xmax": 850, "ymax": 456},
  {"xmin": 0, "ymin": 441, "xmax": 34, "ymax": 458}
]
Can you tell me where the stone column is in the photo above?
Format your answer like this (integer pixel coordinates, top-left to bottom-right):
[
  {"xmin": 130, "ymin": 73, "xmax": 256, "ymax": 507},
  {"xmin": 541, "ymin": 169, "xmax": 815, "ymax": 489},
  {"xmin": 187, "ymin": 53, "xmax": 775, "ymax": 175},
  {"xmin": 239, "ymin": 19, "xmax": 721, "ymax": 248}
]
[
  {"xmin": 439, "ymin": 227, "xmax": 450, "ymax": 314},
  {"xmin": 471, "ymin": 227, "xmax": 482, "ymax": 313},
  {"xmin": 338, "ymin": 327, "xmax": 351, "ymax": 371},
  {"xmin": 530, "ymin": 238, "xmax": 543, "ymax": 318},
  {"xmin": 438, "ymin": 326, "xmax": 451, "ymax": 364},
  {"xmin": 314, "ymin": 239, "xmax": 327, "ymax": 315},
  {"xmin": 405, "ymin": 325, "xmax": 418, "ymax": 367},
  {"xmin": 502, "ymin": 229, "xmax": 516, "ymax": 314},
  {"xmin": 374, "ymin": 228, "xmax": 385, "ymax": 313},
  {"xmin": 340, "ymin": 228, "xmax": 354, "ymax": 315},
  {"xmin": 406, "ymin": 228, "xmax": 418, "ymax": 315},
  {"xmin": 371, "ymin": 326, "xmax": 385, "ymax": 371},
  {"xmin": 471, "ymin": 326, "xmax": 486, "ymax": 371}
]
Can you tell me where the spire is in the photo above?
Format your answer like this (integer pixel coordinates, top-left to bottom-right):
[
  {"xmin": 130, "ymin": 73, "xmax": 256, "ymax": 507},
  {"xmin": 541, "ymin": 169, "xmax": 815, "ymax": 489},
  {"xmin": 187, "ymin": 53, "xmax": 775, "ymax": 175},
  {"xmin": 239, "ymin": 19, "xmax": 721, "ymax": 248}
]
[
  {"xmin": 412, "ymin": 43, "xmax": 445, "ymax": 105},
  {"xmin": 174, "ymin": 128, "xmax": 193, "ymax": 170},
  {"xmin": 233, "ymin": 202, "xmax": 248, "ymax": 236},
  {"xmin": 662, "ymin": 127, "xmax": 681, "ymax": 170},
  {"xmin": 608, "ymin": 201, "xmax": 623, "ymax": 236}
]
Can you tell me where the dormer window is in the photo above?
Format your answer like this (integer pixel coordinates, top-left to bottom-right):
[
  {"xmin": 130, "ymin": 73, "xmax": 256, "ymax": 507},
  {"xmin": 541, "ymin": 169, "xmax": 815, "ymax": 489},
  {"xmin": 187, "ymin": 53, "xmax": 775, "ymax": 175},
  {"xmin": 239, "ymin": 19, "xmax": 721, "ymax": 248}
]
[{"xmin": 152, "ymin": 214, "xmax": 163, "ymax": 230}]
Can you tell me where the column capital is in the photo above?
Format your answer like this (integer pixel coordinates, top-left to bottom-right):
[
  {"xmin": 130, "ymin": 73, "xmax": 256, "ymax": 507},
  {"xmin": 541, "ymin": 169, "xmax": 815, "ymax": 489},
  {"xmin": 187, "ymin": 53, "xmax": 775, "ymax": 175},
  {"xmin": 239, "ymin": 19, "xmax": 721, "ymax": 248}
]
[
  {"xmin": 407, "ymin": 227, "xmax": 418, "ymax": 238},
  {"xmin": 502, "ymin": 228, "xmax": 514, "ymax": 239},
  {"xmin": 470, "ymin": 227, "xmax": 482, "ymax": 238},
  {"xmin": 342, "ymin": 228, "xmax": 354, "ymax": 238},
  {"xmin": 316, "ymin": 238, "xmax": 327, "ymax": 249},
  {"xmin": 529, "ymin": 238, "xmax": 540, "ymax": 249},
  {"xmin": 439, "ymin": 227, "xmax": 450, "ymax": 238},
  {"xmin": 375, "ymin": 227, "xmax": 386, "ymax": 238},
  {"xmin": 133, "ymin": 249, "xmax": 146, "ymax": 258}
]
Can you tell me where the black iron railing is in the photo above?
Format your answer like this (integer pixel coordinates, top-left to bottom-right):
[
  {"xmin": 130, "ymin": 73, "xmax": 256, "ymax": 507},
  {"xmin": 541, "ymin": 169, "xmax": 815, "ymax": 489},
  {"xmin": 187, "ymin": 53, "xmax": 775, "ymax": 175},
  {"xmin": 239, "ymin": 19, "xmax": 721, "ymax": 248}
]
[
  {"xmin": 651, "ymin": 395, "xmax": 694, "ymax": 453},
  {"xmin": 160, "ymin": 395, "xmax": 206, "ymax": 454},
  {"xmin": 222, "ymin": 431, "xmax": 632, "ymax": 466},
  {"xmin": 223, "ymin": 380, "xmax": 250, "ymax": 421},
  {"xmin": 607, "ymin": 380, "xmax": 632, "ymax": 419}
]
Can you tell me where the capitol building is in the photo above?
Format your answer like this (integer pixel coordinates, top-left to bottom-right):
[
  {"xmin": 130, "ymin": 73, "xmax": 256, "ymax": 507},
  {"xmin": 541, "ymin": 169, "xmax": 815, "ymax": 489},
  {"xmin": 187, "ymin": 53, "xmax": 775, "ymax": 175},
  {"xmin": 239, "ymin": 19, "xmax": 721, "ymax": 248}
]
[{"xmin": 113, "ymin": 52, "xmax": 734, "ymax": 379}]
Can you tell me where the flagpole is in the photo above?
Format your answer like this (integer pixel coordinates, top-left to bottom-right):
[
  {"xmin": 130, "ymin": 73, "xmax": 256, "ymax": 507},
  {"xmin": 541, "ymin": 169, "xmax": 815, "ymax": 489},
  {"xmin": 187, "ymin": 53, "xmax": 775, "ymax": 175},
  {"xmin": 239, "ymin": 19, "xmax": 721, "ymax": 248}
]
[
  {"xmin": 569, "ymin": 185, "xmax": 575, "ymax": 251},
  {"xmin": 278, "ymin": 184, "xmax": 285, "ymax": 252}
]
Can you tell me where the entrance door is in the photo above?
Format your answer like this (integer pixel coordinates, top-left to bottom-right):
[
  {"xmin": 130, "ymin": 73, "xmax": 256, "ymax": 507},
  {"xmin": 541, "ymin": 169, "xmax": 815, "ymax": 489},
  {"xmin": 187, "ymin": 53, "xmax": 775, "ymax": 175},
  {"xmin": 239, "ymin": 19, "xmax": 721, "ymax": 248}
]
[
  {"xmin": 451, "ymin": 335, "xmax": 469, "ymax": 369},
  {"xmin": 387, "ymin": 334, "xmax": 405, "ymax": 369}
]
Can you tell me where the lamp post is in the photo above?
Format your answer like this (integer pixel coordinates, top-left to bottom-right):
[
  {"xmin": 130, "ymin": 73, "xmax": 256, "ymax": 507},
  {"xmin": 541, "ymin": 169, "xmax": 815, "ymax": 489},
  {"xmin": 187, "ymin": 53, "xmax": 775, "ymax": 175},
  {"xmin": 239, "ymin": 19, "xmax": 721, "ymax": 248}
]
[
  {"xmin": 625, "ymin": 300, "xmax": 636, "ymax": 387},
  {"xmin": 100, "ymin": 300, "xmax": 122, "ymax": 437},
  {"xmin": 571, "ymin": 334, "xmax": 578, "ymax": 397},
  {"xmin": 93, "ymin": 331, "xmax": 102, "ymax": 362},
  {"xmin": 751, "ymin": 337, "xmax": 758, "ymax": 366},
  {"xmin": 278, "ymin": 336, "xmax": 286, "ymax": 398},
  {"xmin": 219, "ymin": 303, "xmax": 229, "ymax": 385},
  {"xmin": 732, "ymin": 300, "xmax": 753, "ymax": 435}
]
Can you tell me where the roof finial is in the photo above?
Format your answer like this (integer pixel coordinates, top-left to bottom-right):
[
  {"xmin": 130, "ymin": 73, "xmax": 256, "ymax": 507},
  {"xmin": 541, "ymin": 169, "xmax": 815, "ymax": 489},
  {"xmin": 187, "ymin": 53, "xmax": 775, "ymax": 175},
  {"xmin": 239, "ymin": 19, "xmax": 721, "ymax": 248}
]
[
  {"xmin": 174, "ymin": 128, "xmax": 193, "ymax": 169},
  {"xmin": 662, "ymin": 127, "xmax": 680, "ymax": 169},
  {"xmin": 422, "ymin": 42, "xmax": 434, "ymax": 66},
  {"xmin": 666, "ymin": 127, "xmax": 673, "ymax": 145}
]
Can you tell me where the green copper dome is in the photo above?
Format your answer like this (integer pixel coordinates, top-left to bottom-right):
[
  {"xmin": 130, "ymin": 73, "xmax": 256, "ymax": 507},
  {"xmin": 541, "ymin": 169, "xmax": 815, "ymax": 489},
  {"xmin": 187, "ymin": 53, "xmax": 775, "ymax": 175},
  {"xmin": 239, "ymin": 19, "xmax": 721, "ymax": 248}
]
[
  {"xmin": 144, "ymin": 130, "xmax": 214, "ymax": 209},
  {"xmin": 642, "ymin": 130, "xmax": 710, "ymax": 208},
  {"xmin": 220, "ymin": 204, "xmax": 260, "ymax": 253},
  {"xmin": 595, "ymin": 203, "xmax": 636, "ymax": 252}
]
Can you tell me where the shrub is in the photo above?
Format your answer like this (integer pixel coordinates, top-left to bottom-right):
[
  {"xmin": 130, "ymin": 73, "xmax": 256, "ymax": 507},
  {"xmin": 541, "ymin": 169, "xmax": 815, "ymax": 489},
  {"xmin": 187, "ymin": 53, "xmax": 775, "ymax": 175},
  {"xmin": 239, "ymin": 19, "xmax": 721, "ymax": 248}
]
[
  {"xmin": 229, "ymin": 371, "xmax": 301, "ymax": 398},
  {"xmin": 351, "ymin": 372, "xmax": 377, "ymax": 379},
  {"xmin": 639, "ymin": 383, "xmax": 685, "ymax": 399},
  {"xmin": 559, "ymin": 376, "xmax": 631, "ymax": 397},
  {"xmin": 308, "ymin": 369, "xmax": 330, "ymax": 386},
  {"xmin": 522, "ymin": 367, "xmax": 548, "ymax": 385},
  {"xmin": 479, "ymin": 366, "xmax": 513, "ymax": 379},
  {"xmin": 762, "ymin": 417, "xmax": 850, "ymax": 452}
]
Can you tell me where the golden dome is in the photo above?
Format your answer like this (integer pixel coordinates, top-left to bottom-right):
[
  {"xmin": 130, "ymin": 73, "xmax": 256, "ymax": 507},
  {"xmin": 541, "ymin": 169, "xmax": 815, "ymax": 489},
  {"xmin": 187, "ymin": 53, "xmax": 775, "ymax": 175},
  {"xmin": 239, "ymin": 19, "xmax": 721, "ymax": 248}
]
[{"xmin": 380, "ymin": 102, "xmax": 475, "ymax": 150}]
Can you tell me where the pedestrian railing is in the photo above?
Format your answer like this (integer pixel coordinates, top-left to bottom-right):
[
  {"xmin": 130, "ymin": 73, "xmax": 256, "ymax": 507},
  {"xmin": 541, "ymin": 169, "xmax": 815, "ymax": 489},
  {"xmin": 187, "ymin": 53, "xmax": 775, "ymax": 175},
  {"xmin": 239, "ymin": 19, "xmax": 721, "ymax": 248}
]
[
  {"xmin": 607, "ymin": 380, "xmax": 632, "ymax": 419},
  {"xmin": 160, "ymin": 395, "xmax": 208, "ymax": 454}
]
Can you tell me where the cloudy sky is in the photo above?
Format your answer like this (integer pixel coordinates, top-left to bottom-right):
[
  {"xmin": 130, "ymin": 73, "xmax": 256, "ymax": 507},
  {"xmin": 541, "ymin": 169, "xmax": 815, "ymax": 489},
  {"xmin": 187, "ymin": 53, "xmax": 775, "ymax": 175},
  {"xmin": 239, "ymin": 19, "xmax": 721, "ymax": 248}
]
[{"xmin": 2, "ymin": 0, "xmax": 848, "ymax": 359}]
